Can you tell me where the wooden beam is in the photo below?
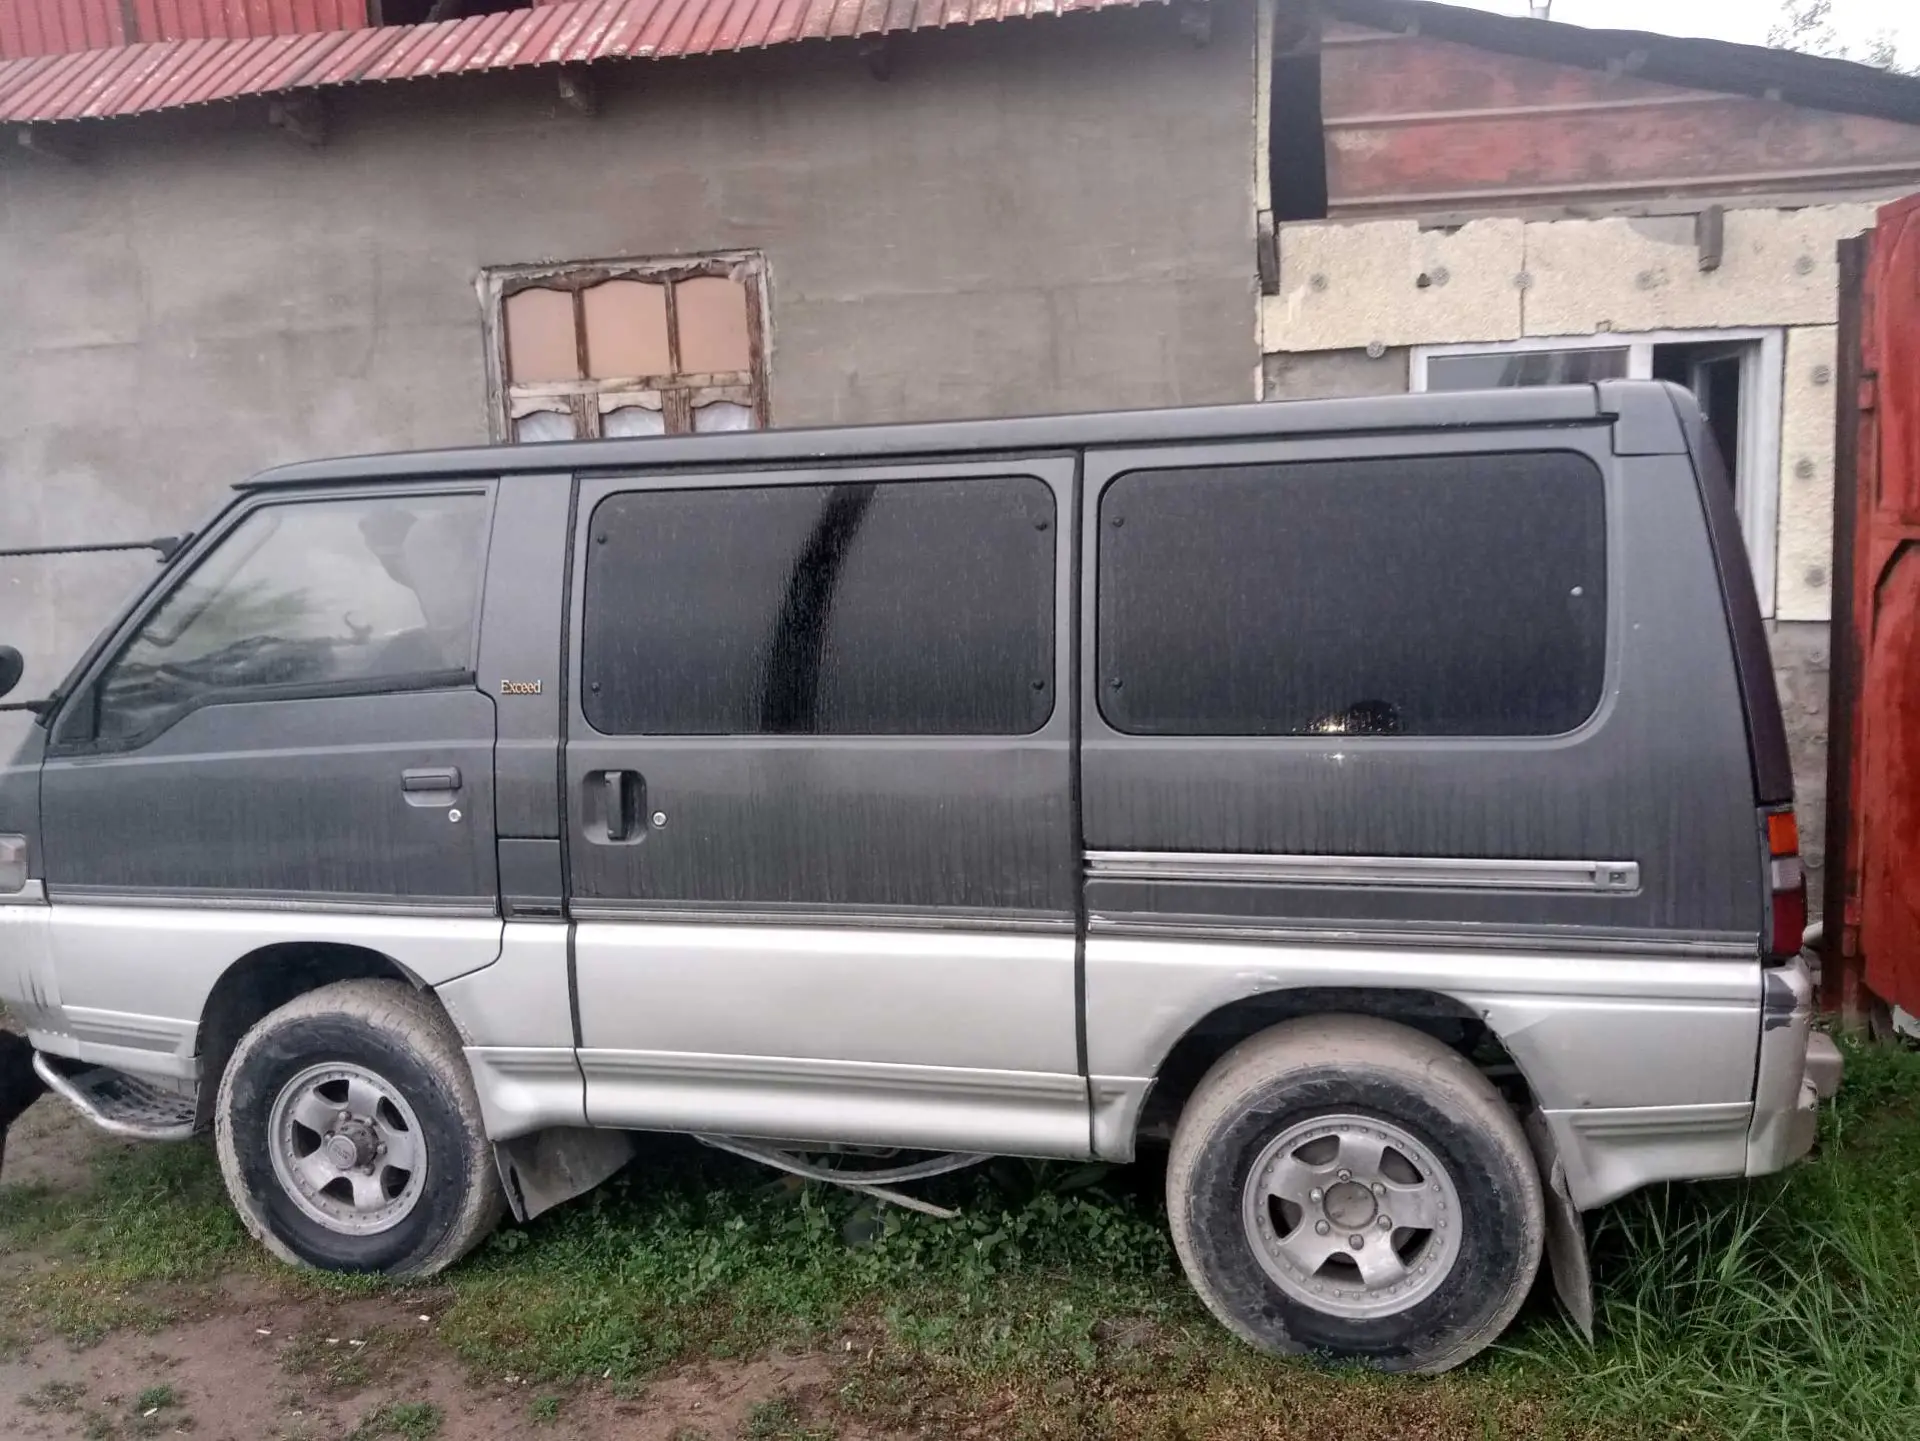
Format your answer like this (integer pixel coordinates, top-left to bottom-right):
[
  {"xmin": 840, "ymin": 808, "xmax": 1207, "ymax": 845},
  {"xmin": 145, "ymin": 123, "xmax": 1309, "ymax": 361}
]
[
  {"xmin": 558, "ymin": 67, "xmax": 600, "ymax": 117},
  {"xmin": 13, "ymin": 126, "xmax": 86, "ymax": 164},
  {"xmin": 1696, "ymin": 204, "xmax": 1726, "ymax": 272},
  {"xmin": 267, "ymin": 95, "xmax": 327, "ymax": 148}
]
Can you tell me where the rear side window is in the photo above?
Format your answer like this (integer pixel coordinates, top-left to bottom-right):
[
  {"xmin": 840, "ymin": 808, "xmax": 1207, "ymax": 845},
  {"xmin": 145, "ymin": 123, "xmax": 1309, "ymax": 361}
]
[
  {"xmin": 1098, "ymin": 451, "xmax": 1606, "ymax": 737},
  {"xmin": 85, "ymin": 493, "xmax": 490, "ymax": 746},
  {"xmin": 583, "ymin": 476, "xmax": 1055, "ymax": 735}
]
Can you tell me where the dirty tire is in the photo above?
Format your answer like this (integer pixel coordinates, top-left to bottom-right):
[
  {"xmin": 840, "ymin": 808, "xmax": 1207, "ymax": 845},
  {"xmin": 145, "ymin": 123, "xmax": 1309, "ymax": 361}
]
[
  {"xmin": 215, "ymin": 979, "xmax": 504, "ymax": 1276},
  {"xmin": 1166, "ymin": 1015, "xmax": 1543, "ymax": 1374}
]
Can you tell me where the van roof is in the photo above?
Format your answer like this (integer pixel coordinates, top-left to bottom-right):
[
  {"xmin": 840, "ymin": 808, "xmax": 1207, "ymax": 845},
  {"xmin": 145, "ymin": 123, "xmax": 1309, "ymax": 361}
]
[{"xmin": 238, "ymin": 383, "xmax": 1673, "ymax": 490}]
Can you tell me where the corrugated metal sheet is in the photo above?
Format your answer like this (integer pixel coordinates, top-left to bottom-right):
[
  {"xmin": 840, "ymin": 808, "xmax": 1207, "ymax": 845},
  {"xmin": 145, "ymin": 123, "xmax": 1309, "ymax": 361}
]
[
  {"xmin": 0, "ymin": 0, "xmax": 1164, "ymax": 123},
  {"xmin": 134, "ymin": 1, "xmax": 369, "ymax": 45},
  {"xmin": 0, "ymin": 0, "xmax": 128, "ymax": 59},
  {"xmin": 0, "ymin": 1, "xmax": 367, "ymax": 60}
]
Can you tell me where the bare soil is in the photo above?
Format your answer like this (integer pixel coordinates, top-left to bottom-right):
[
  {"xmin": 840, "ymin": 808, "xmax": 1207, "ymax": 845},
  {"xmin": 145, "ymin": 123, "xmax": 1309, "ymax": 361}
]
[{"xmin": 1, "ymin": 1099, "xmax": 878, "ymax": 1441}]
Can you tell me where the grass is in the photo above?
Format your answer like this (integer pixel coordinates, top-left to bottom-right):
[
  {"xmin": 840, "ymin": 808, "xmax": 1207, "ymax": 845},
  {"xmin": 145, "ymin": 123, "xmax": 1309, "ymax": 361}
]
[
  {"xmin": 527, "ymin": 1392, "xmax": 562, "ymax": 1424},
  {"xmin": 2, "ymin": 1033, "xmax": 1918, "ymax": 1439},
  {"xmin": 347, "ymin": 1400, "xmax": 443, "ymax": 1440},
  {"xmin": 741, "ymin": 1395, "xmax": 836, "ymax": 1439},
  {"xmin": 132, "ymin": 1383, "xmax": 176, "ymax": 1412}
]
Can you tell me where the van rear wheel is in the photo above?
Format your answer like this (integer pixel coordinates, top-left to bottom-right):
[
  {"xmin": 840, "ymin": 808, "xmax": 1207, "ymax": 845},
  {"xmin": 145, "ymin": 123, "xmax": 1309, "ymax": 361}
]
[
  {"xmin": 1166, "ymin": 1015, "xmax": 1543, "ymax": 1373},
  {"xmin": 215, "ymin": 979, "xmax": 504, "ymax": 1276}
]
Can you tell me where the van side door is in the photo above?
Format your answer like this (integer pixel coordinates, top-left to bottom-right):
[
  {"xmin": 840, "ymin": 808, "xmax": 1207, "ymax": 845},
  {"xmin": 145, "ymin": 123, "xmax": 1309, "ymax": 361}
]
[
  {"xmin": 1076, "ymin": 431, "xmax": 1766, "ymax": 1130},
  {"xmin": 563, "ymin": 458, "xmax": 1085, "ymax": 1157},
  {"xmin": 37, "ymin": 485, "xmax": 500, "ymax": 1071}
]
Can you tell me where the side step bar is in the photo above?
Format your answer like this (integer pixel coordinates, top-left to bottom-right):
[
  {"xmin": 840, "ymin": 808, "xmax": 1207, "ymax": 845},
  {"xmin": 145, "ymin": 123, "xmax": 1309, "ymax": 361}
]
[{"xmin": 34, "ymin": 1054, "xmax": 197, "ymax": 1141}]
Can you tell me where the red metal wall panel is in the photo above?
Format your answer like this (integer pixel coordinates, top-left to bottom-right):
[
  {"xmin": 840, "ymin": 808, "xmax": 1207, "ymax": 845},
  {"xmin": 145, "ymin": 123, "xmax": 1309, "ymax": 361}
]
[
  {"xmin": 0, "ymin": 0, "xmax": 128, "ymax": 59},
  {"xmin": 1839, "ymin": 195, "xmax": 1920, "ymax": 1020},
  {"xmin": 1319, "ymin": 22, "xmax": 1920, "ymax": 213},
  {"xmin": 1, "ymin": 0, "xmax": 365, "ymax": 59}
]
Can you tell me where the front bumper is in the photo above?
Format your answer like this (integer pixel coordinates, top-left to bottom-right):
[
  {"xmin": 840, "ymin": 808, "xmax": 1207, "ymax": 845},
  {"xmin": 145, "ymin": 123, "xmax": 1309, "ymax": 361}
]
[{"xmin": 1746, "ymin": 953, "xmax": 1840, "ymax": 1177}]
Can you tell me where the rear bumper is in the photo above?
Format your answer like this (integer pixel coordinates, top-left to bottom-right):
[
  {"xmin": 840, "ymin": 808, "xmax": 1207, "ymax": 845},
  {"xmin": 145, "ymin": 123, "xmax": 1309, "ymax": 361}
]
[{"xmin": 1746, "ymin": 954, "xmax": 1838, "ymax": 1178}]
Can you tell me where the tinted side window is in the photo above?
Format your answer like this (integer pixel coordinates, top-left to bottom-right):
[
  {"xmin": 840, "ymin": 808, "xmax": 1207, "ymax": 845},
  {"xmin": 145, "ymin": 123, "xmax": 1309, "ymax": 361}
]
[
  {"xmin": 87, "ymin": 493, "xmax": 490, "ymax": 745},
  {"xmin": 583, "ymin": 477, "xmax": 1055, "ymax": 735},
  {"xmin": 1098, "ymin": 451, "xmax": 1606, "ymax": 737}
]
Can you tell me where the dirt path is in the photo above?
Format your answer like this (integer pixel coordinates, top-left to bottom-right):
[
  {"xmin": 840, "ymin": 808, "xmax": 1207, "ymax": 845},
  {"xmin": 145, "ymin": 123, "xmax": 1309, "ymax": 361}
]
[{"xmin": 0, "ymin": 1099, "xmax": 877, "ymax": 1441}]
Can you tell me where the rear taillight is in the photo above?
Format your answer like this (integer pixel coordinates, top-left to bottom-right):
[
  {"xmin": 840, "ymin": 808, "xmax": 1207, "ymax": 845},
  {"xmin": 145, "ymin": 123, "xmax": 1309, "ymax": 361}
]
[{"xmin": 1765, "ymin": 807, "xmax": 1807, "ymax": 961}]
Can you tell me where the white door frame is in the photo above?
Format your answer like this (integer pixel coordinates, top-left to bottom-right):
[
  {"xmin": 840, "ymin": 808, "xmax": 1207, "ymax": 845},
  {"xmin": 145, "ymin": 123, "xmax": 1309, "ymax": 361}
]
[{"xmin": 1411, "ymin": 330, "xmax": 1783, "ymax": 617}]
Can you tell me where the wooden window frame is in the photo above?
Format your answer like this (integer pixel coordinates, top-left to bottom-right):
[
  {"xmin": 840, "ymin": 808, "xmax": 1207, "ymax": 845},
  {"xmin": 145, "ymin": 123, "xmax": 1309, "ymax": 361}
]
[{"xmin": 479, "ymin": 252, "xmax": 770, "ymax": 443}]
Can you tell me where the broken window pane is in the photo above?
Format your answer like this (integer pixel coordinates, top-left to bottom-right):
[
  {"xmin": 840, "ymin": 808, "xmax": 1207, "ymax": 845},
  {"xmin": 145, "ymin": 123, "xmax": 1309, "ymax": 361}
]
[
  {"xmin": 583, "ymin": 280, "xmax": 671, "ymax": 379},
  {"xmin": 675, "ymin": 275, "xmax": 752, "ymax": 375},
  {"xmin": 603, "ymin": 405, "xmax": 667, "ymax": 438},
  {"xmin": 1426, "ymin": 348, "xmax": 1627, "ymax": 390},
  {"xmin": 514, "ymin": 409, "xmax": 576, "ymax": 444},
  {"xmin": 504, "ymin": 288, "xmax": 581, "ymax": 383},
  {"xmin": 692, "ymin": 400, "xmax": 755, "ymax": 433}
]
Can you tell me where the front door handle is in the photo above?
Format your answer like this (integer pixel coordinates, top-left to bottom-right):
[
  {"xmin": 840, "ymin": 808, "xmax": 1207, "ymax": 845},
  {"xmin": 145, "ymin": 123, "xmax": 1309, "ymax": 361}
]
[
  {"xmin": 401, "ymin": 767, "xmax": 462, "ymax": 806},
  {"xmin": 588, "ymin": 769, "xmax": 646, "ymax": 844}
]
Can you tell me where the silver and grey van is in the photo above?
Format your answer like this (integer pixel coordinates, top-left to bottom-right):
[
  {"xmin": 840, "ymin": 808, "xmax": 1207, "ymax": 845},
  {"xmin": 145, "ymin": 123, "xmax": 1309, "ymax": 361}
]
[{"xmin": 0, "ymin": 380, "xmax": 1839, "ymax": 1371}]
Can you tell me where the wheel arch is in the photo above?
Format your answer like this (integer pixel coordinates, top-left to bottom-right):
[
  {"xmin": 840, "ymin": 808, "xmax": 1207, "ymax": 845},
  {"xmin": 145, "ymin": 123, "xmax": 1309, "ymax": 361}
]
[
  {"xmin": 1128, "ymin": 986, "xmax": 1541, "ymax": 1151},
  {"xmin": 193, "ymin": 941, "xmax": 428, "ymax": 1128}
]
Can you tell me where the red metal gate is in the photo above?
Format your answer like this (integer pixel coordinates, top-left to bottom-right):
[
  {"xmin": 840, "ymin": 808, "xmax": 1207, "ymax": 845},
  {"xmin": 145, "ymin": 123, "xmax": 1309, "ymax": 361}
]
[{"xmin": 1827, "ymin": 192, "xmax": 1920, "ymax": 1020}]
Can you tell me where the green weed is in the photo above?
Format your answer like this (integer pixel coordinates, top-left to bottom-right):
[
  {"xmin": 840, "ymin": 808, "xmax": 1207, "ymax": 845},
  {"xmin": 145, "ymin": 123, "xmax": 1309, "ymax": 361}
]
[
  {"xmin": 348, "ymin": 1399, "xmax": 443, "ymax": 1441},
  {"xmin": 741, "ymin": 1395, "xmax": 834, "ymax": 1440},
  {"xmin": 527, "ymin": 1392, "xmax": 562, "ymax": 1424}
]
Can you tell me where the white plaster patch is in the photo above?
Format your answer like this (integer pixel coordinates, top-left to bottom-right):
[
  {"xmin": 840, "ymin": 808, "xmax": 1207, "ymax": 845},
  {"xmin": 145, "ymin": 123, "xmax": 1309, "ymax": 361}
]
[
  {"xmin": 1261, "ymin": 218, "xmax": 1523, "ymax": 352},
  {"xmin": 1775, "ymin": 325, "xmax": 1840, "ymax": 623},
  {"xmin": 1522, "ymin": 205, "xmax": 1880, "ymax": 337}
]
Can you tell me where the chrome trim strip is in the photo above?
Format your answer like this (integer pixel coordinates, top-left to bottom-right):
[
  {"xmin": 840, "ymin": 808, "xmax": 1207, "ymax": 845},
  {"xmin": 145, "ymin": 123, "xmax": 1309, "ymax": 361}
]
[
  {"xmin": 1542, "ymin": 1103, "xmax": 1753, "ymax": 1207},
  {"xmin": 463, "ymin": 1046, "xmax": 587, "ymax": 1141},
  {"xmin": 566, "ymin": 902, "xmax": 1074, "ymax": 933},
  {"xmin": 61, "ymin": 1006, "xmax": 191, "ymax": 1055},
  {"xmin": 577, "ymin": 1050, "xmax": 1091, "ymax": 1159},
  {"xmin": 1086, "ymin": 914, "xmax": 1755, "ymax": 959},
  {"xmin": 1559, "ymin": 1102, "xmax": 1753, "ymax": 1141},
  {"xmin": 1085, "ymin": 851, "xmax": 1641, "ymax": 893},
  {"xmin": 48, "ymin": 886, "xmax": 498, "ymax": 918},
  {"xmin": 0, "ymin": 879, "xmax": 47, "ymax": 906},
  {"xmin": 33, "ymin": 1054, "xmax": 197, "ymax": 1142}
]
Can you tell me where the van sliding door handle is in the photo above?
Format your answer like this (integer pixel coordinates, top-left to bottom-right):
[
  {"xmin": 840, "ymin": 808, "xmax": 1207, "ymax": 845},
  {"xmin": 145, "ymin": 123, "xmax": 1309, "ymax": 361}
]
[
  {"xmin": 604, "ymin": 771, "xmax": 629, "ymax": 842},
  {"xmin": 401, "ymin": 767, "xmax": 463, "ymax": 793},
  {"xmin": 587, "ymin": 769, "xmax": 646, "ymax": 844}
]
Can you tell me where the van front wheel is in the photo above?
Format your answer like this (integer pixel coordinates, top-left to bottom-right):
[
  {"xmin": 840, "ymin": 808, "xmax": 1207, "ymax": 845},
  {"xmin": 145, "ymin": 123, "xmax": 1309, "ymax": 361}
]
[
  {"xmin": 215, "ymin": 979, "xmax": 504, "ymax": 1276},
  {"xmin": 1166, "ymin": 1015, "xmax": 1544, "ymax": 1373}
]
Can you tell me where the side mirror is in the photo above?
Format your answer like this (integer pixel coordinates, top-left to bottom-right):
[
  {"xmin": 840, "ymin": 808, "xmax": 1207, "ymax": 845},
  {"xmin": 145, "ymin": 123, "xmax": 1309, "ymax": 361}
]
[{"xmin": 0, "ymin": 647, "xmax": 21, "ymax": 702}]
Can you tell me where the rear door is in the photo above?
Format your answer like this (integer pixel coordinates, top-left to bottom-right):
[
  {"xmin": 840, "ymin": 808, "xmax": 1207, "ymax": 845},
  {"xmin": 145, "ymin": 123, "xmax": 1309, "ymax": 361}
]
[
  {"xmin": 564, "ymin": 458, "xmax": 1086, "ymax": 1156},
  {"xmin": 40, "ymin": 484, "xmax": 499, "ymax": 918}
]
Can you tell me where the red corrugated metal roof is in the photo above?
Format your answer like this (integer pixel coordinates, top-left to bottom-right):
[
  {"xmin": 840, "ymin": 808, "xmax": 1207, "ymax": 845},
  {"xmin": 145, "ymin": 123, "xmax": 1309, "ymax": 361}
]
[
  {"xmin": 0, "ymin": 0, "xmax": 1165, "ymax": 124},
  {"xmin": 1, "ymin": 0, "xmax": 368, "ymax": 60}
]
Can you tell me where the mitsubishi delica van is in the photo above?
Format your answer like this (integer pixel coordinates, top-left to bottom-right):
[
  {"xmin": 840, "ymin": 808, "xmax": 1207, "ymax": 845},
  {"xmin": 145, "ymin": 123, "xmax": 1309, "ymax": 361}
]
[{"xmin": 0, "ymin": 380, "xmax": 1840, "ymax": 1372}]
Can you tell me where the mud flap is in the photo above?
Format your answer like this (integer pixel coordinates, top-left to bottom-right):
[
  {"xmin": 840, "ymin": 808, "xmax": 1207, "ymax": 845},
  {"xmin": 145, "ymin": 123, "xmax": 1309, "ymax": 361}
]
[
  {"xmin": 493, "ymin": 1126, "xmax": 637, "ymax": 1223},
  {"xmin": 1524, "ymin": 1110, "xmax": 1594, "ymax": 1342},
  {"xmin": 0, "ymin": 1032, "xmax": 49, "ymax": 1176}
]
